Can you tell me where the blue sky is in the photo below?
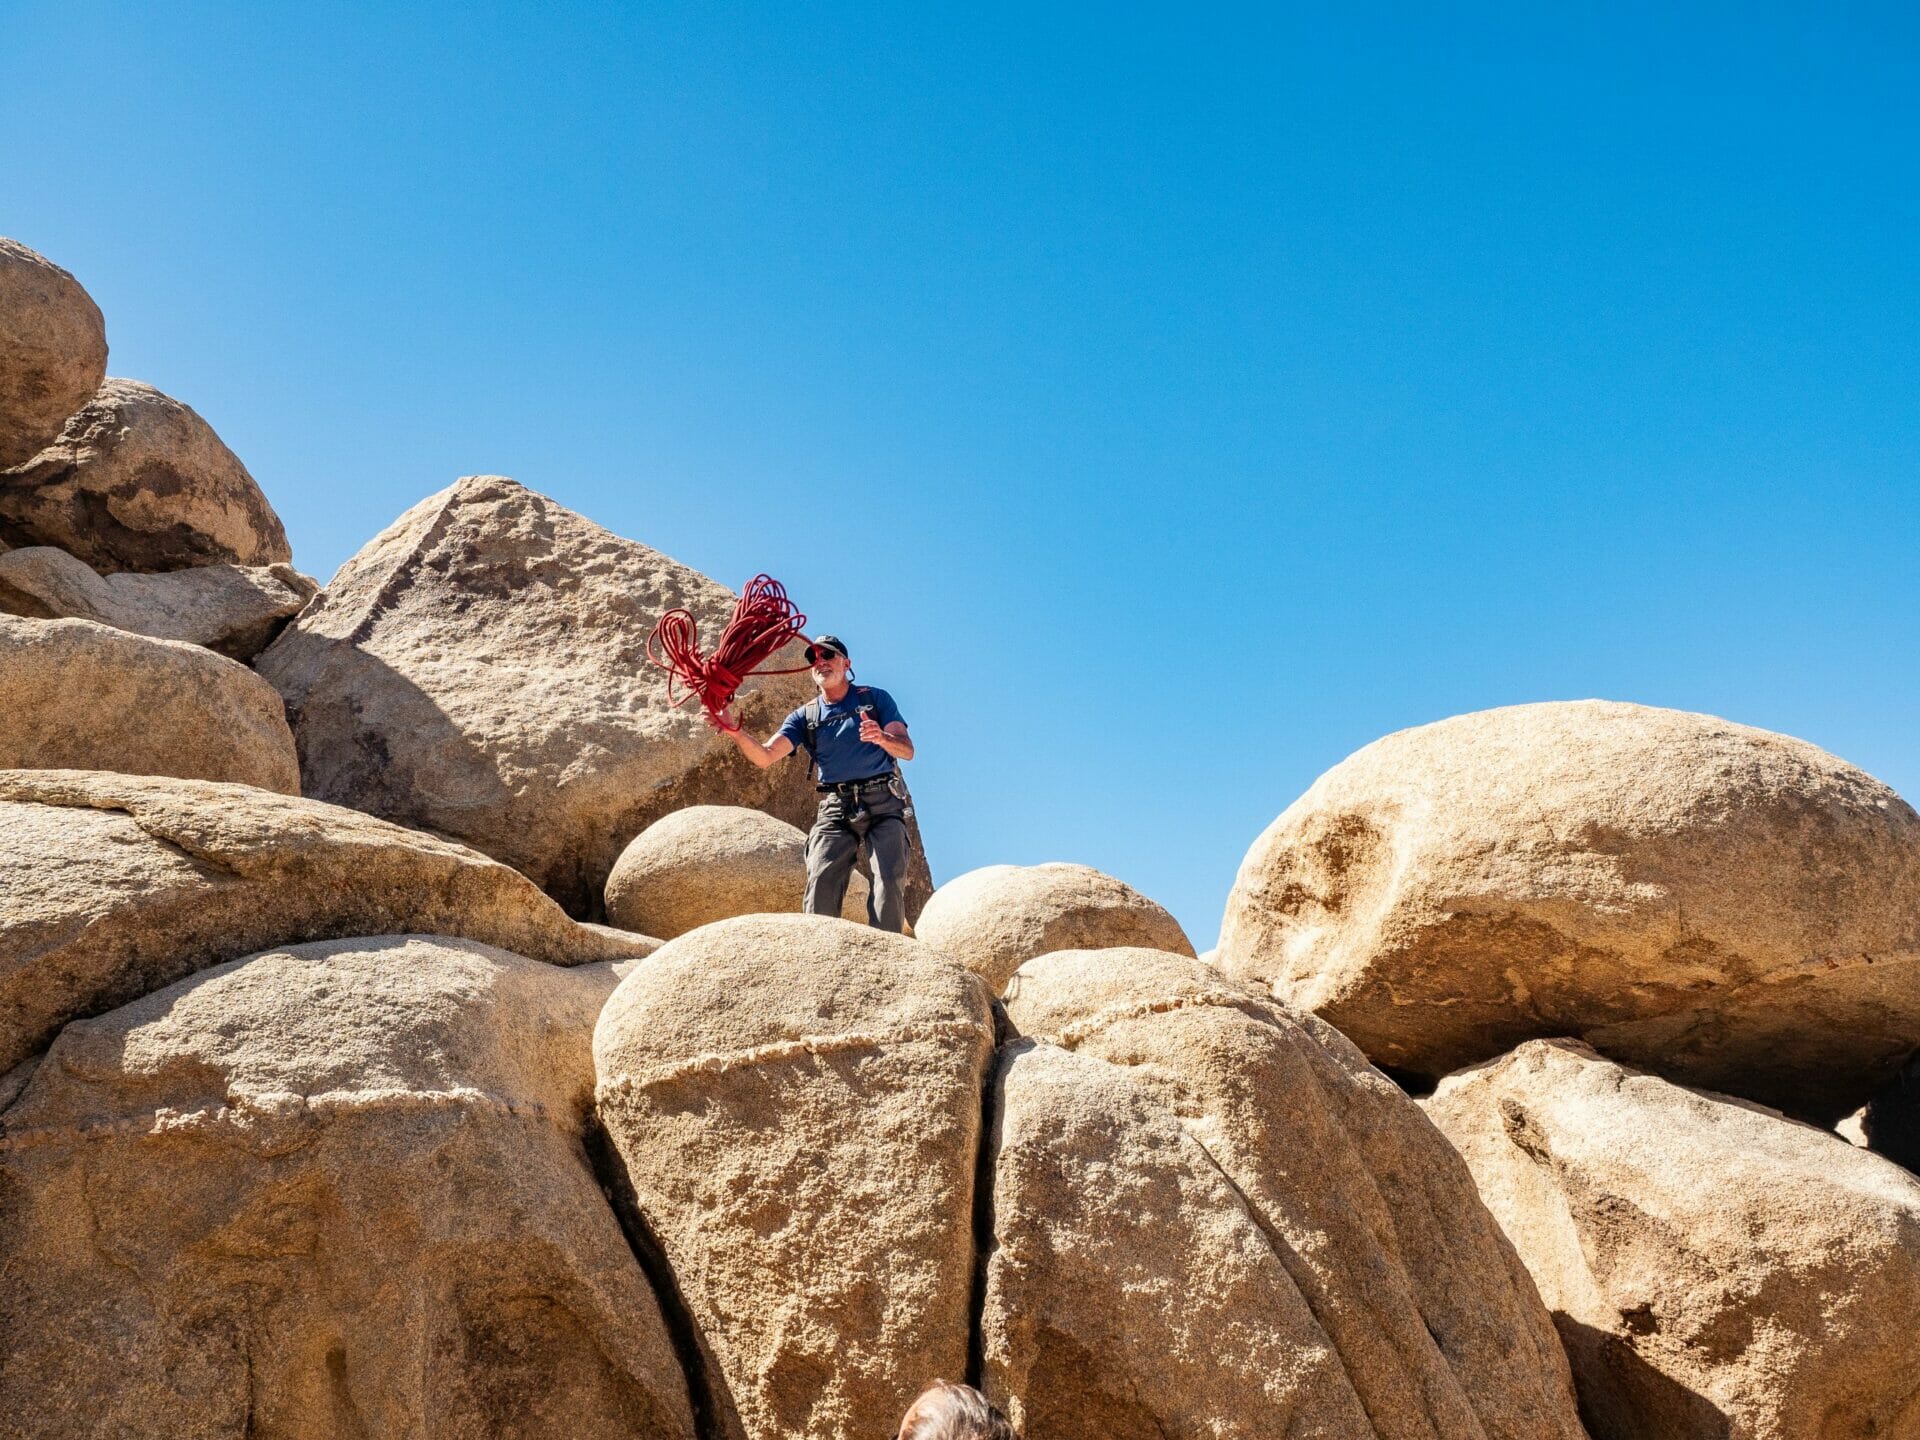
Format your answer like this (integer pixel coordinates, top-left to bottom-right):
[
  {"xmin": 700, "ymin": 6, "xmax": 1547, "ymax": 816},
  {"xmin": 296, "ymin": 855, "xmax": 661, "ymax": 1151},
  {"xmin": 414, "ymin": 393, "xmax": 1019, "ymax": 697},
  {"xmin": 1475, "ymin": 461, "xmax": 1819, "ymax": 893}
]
[{"xmin": 6, "ymin": 2, "xmax": 1916, "ymax": 942}]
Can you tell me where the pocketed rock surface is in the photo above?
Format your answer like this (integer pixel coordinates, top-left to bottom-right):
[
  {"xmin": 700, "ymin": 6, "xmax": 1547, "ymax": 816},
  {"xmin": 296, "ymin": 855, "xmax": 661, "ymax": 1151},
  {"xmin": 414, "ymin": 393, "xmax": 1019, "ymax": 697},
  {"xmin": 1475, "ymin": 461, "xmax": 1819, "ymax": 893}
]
[
  {"xmin": 1426, "ymin": 1040, "xmax": 1920, "ymax": 1440},
  {"xmin": 1219, "ymin": 700, "xmax": 1920, "ymax": 1118},
  {"xmin": 593, "ymin": 914, "xmax": 994, "ymax": 1440},
  {"xmin": 256, "ymin": 474, "xmax": 934, "ymax": 919},
  {"xmin": 914, "ymin": 861, "xmax": 1195, "ymax": 995},
  {"xmin": 0, "ymin": 377, "xmax": 291, "ymax": 571},
  {"xmin": 0, "ymin": 768, "xmax": 656, "ymax": 1074},
  {"xmin": 0, "ymin": 937, "xmax": 696, "ymax": 1439},
  {"xmin": 0, "ymin": 544, "xmax": 315, "ymax": 658},
  {"xmin": 988, "ymin": 947, "xmax": 1586, "ymax": 1440},
  {"xmin": 0, "ymin": 613, "xmax": 299, "ymax": 793},
  {"xmin": 603, "ymin": 803, "xmax": 870, "ymax": 935}
]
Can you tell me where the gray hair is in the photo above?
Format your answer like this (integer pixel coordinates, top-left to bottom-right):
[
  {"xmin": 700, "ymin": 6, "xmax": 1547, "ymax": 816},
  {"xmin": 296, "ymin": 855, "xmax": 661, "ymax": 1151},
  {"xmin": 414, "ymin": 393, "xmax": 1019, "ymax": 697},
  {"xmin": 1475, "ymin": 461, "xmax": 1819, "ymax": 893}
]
[{"xmin": 899, "ymin": 1381, "xmax": 1019, "ymax": 1440}]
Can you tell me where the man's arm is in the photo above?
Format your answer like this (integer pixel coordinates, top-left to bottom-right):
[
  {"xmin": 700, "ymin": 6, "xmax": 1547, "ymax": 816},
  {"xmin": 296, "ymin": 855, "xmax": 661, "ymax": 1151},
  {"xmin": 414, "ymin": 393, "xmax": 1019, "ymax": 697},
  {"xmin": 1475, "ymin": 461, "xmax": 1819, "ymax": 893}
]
[
  {"xmin": 860, "ymin": 715, "xmax": 915, "ymax": 762},
  {"xmin": 719, "ymin": 707, "xmax": 797, "ymax": 769}
]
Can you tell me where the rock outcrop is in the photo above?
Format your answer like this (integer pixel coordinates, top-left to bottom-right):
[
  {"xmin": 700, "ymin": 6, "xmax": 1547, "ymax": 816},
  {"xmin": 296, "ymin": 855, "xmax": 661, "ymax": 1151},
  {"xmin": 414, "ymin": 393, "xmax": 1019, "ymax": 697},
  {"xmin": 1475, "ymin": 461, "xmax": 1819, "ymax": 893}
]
[
  {"xmin": 0, "ymin": 238, "xmax": 107, "ymax": 469},
  {"xmin": 603, "ymin": 804, "xmax": 870, "ymax": 935},
  {"xmin": 256, "ymin": 475, "xmax": 934, "ymax": 918},
  {"xmin": 0, "ymin": 937, "xmax": 696, "ymax": 1438},
  {"xmin": 0, "ymin": 769, "xmax": 656, "ymax": 1074},
  {"xmin": 1219, "ymin": 700, "xmax": 1920, "ymax": 1118},
  {"xmin": 0, "ymin": 545, "xmax": 315, "ymax": 658},
  {"xmin": 915, "ymin": 862, "xmax": 1195, "ymax": 995},
  {"xmin": 0, "ymin": 614, "xmax": 299, "ymax": 793},
  {"xmin": 593, "ymin": 914, "xmax": 994, "ymax": 1440},
  {"xmin": 0, "ymin": 378, "xmax": 291, "ymax": 572},
  {"xmin": 987, "ymin": 947, "xmax": 1586, "ymax": 1440},
  {"xmin": 1427, "ymin": 1039, "xmax": 1920, "ymax": 1440}
]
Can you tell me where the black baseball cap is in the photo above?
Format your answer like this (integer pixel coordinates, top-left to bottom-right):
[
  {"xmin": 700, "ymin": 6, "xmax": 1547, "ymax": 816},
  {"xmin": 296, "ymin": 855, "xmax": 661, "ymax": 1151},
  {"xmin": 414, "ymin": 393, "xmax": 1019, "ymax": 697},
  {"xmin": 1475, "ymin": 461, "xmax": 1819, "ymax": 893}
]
[{"xmin": 804, "ymin": 634, "xmax": 849, "ymax": 662}]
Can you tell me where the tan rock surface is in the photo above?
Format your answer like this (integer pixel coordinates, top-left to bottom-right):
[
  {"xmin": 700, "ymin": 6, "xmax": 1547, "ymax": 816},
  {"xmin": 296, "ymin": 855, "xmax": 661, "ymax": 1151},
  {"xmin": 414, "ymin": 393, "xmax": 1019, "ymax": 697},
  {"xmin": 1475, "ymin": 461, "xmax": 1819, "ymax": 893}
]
[
  {"xmin": 255, "ymin": 475, "xmax": 933, "ymax": 918},
  {"xmin": 603, "ymin": 803, "xmax": 869, "ymax": 935},
  {"xmin": 0, "ymin": 768, "xmax": 657, "ymax": 1074},
  {"xmin": 914, "ymin": 862, "xmax": 1194, "ymax": 995},
  {"xmin": 0, "ymin": 613, "xmax": 299, "ymax": 793},
  {"xmin": 0, "ymin": 936, "xmax": 696, "ymax": 1439},
  {"xmin": 1219, "ymin": 700, "xmax": 1920, "ymax": 1117},
  {"xmin": 0, "ymin": 377, "xmax": 291, "ymax": 572},
  {"xmin": 0, "ymin": 238, "xmax": 107, "ymax": 469},
  {"xmin": 989, "ymin": 948, "xmax": 1584, "ymax": 1440},
  {"xmin": 1426, "ymin": 1039, "xmax": 1920, "ymax": 1440},
  {"xmin": 0, "ymin": 544, "xmax": 315, "ymax": 658},
  {"xmin": 593, "ymin": 914, "xmax": 994, "ymax": 1440}
]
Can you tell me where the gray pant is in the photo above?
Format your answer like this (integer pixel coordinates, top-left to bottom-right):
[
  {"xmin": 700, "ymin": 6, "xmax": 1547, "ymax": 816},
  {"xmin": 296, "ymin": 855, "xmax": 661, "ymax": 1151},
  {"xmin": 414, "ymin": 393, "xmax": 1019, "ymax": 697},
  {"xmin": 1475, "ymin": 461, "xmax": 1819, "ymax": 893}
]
[{"xmin": 804, "ymin": 777, "xmax": 912, "ymax": 933}]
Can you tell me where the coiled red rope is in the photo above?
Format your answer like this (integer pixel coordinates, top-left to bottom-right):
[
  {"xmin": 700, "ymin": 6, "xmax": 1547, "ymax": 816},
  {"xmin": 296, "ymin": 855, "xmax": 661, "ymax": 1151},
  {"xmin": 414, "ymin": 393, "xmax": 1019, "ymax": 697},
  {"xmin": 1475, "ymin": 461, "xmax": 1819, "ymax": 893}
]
[{"xmin": 646, "ymin": 574, "xmax": 810, "ymax": 732}]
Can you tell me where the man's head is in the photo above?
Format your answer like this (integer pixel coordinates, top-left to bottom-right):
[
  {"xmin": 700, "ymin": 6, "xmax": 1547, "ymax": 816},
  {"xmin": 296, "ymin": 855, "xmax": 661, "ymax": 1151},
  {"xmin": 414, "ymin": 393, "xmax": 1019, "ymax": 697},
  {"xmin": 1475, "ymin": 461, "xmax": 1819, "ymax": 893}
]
[
  {"xmin": 805, "ymin": 634, "xmax": 851, "ymax": 689},
  {"xmin": 895, "ymin": 1380, "xmax": 1018, "ymax": 1440}
]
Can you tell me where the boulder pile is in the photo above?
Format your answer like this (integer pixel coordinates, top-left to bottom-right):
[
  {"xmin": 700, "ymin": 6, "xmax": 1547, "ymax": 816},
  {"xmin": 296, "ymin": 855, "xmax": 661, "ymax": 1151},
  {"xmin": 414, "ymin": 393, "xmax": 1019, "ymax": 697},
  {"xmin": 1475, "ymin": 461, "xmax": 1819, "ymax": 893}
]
[{"xmin": 6, "ymin": 234, "xmax": 1920, "ymax": 1440}]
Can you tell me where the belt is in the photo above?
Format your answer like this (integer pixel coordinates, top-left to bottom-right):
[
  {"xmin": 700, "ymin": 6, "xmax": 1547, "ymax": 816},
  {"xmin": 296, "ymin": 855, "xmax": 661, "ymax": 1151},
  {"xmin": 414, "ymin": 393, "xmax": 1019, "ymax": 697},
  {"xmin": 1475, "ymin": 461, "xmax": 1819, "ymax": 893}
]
[{"xmin": 818, "ymin": 772, "xmax": 896, "ymax": 793}]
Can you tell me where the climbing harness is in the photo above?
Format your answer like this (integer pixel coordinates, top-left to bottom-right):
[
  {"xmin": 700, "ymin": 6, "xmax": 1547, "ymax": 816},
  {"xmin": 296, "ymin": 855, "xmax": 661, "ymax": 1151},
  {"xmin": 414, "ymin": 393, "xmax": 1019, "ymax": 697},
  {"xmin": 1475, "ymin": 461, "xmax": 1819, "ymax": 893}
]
[{"xmin": 645, "ymin": 573, "xmax": 809, "ymax": 733}]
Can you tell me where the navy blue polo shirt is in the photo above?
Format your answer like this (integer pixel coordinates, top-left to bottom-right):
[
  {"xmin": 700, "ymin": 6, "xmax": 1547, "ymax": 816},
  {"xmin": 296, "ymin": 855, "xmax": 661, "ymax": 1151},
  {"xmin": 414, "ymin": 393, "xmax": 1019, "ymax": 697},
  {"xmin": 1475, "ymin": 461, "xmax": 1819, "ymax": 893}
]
[{"xmin": 777, "ymin": 686, "xmax": 905, "ymax": 783}]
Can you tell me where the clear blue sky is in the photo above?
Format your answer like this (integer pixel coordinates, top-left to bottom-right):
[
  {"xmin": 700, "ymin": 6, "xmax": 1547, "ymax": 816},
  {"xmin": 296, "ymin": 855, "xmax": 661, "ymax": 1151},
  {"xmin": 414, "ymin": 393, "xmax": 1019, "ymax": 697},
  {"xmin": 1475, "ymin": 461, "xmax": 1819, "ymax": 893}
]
[{"xmin": 6, "ymin": 2, "xmax": 1916, "ymax": 943}]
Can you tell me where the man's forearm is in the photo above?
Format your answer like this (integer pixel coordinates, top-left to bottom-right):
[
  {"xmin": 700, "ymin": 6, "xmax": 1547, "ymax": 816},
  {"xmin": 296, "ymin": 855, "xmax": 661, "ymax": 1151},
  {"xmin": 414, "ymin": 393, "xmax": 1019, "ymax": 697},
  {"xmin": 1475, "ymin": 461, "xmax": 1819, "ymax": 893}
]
[
  {"xmin": 728, "ymin": 727, "xmax": 778, "ymax": 768},
  {"xmin": 875, "ymin": 730, "xmax": 915, "ymax": 762}
]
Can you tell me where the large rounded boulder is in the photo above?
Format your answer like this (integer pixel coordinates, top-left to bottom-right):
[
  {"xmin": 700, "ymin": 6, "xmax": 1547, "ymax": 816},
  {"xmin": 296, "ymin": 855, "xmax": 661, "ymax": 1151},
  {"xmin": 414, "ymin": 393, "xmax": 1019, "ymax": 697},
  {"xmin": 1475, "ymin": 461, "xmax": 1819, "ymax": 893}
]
[
  {"xmin": 593, "ymin": 914, "xmax": 994, "ymax": 1440},
  {"xmin": 0, "ymin": 377, "xmax": 290, "ymax": 571},
  {"xmin": 0, "ymin": 614, "xmax": 299, "ymax": 793},
  {"xmin": 987, "ymin": 947, "xmax": 1586, "ymax": 1440},
  {"xmin": 0, "ymin": 768, "xmax": 656, "ymax": 1074},
  {"xmin": 1427, "ymin": 1040, "xmax": 1920, "ymax": 1440},
  {"xmin": 0, "ymin": 238, "xmax": 107, "ymax": 469},
  {"xmin": 1218, "ymin": 700, "xmax": 1920, "ymax": 1117},
  {"xmin": 915, "ymin": 862, "xmax": 1194, "ymax": 994},
  {"xmin": 603, "ymin": 804, "xmax": 869, "ymax": 936},
  {"xmin": 255, "ymin": 475, "xmax": 934, "ymax": 918},
  {"xmin": 0, "ymin": 937, "xmax": 696, "ymax": 1438}
]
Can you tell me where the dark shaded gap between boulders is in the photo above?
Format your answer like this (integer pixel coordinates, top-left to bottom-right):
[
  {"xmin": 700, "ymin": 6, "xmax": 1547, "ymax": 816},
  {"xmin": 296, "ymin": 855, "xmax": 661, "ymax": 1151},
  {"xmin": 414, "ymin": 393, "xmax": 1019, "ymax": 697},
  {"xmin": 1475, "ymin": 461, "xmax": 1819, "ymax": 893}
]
[
  {"xmin": 966, "ymin": 1006, "xmax": 1012, "ymax": 1392},
  {"xmin": 0, "ymin": 1052, "xmax": 42, "ymax": 1115},
  {"xmin": 1555, "ymin": 1316, "xmax": 1732, "ymax": 1440},
  {"xmin": 582, "ymin": 1110, "xmax": 742, "ymax": 1440}
]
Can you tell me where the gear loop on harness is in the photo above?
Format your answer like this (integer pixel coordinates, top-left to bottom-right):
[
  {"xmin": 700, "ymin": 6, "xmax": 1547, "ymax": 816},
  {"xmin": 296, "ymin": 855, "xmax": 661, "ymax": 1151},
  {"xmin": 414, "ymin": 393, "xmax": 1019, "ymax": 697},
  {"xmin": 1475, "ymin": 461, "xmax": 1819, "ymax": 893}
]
[{"xmin": 645, "ymin": 574, "xmax": 810, "ymax": 733}]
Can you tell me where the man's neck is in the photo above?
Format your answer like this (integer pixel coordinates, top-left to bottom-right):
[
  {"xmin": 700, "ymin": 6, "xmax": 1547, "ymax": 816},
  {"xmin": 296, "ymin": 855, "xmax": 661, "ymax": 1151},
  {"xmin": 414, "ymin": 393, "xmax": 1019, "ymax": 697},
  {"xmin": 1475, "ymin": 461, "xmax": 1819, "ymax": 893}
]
[{"xmin": 819, "ymin": 678, "xmax": 852, "ymax": 704}]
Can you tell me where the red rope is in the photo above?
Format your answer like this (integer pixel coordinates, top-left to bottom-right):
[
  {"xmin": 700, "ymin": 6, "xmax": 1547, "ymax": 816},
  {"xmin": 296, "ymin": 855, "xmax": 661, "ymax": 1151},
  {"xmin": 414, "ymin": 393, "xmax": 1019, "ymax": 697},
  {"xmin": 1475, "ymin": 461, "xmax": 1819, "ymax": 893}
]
[{"xmin": 646, "ymin": 574, "xmax": 810, "ymax": 732}]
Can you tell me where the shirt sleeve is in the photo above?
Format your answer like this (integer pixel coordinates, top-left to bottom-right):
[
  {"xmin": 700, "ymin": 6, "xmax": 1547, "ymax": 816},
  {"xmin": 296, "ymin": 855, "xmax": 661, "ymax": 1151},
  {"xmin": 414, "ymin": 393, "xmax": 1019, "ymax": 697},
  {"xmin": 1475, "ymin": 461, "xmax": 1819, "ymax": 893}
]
[
  {"xmin": 873, "ymin": 689, "xmax": 905, "ymax": 728},
  {"xmin": 774, "ymin": 707, "xmax": 809, "ymax": 751}
]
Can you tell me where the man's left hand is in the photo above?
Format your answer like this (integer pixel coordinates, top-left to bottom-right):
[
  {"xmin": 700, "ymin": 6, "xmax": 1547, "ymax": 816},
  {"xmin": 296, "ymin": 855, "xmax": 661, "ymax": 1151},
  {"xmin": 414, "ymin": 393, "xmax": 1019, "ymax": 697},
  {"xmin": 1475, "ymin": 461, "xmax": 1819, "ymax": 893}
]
[{"xmin": 859, "ymin": 714, "xmax": 887, "ymax": 745}]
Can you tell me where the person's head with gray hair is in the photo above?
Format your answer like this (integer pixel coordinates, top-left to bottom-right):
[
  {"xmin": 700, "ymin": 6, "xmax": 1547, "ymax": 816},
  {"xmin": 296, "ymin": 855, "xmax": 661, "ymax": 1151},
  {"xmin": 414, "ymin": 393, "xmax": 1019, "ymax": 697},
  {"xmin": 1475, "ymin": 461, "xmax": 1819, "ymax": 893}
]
[{"xmin": 895, "ymin": 1379, "xmax": 1019, "ymax": 1440}]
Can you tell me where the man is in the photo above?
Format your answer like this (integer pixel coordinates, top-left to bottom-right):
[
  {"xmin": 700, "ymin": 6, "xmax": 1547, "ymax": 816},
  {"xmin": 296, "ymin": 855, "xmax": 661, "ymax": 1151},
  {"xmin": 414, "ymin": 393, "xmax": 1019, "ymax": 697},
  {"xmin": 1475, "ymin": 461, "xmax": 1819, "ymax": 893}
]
[
  {"xmin": 894, "ymin": 1380, "xmax": 1019, "ymax": 1439},
  {"xmin": 720, "ymin": 633, "xmax": 916, "ymax": 931}
]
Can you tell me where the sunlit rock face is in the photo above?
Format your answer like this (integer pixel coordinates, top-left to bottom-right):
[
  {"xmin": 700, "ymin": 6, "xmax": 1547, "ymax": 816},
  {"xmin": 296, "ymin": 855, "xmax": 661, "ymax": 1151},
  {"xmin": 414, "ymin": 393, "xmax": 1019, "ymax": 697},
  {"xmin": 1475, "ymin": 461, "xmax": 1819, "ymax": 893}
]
[
  {"xmin": 1220, "ymin": 699, "xmax": 1920, "ymax": 1120},
  {"xmin": 0, "ymin": 937, "xmax": 696, "ymax": 1439}
]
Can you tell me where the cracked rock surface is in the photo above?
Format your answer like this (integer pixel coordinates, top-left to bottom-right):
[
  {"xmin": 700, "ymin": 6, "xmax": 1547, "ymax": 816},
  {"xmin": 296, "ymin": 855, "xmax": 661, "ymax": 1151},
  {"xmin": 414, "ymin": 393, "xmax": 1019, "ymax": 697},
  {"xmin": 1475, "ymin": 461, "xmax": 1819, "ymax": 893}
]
[
  {"xmin": 0, "ymin": 936, "xmax": 695, "ymax": 1439},
  {"xmin": 0, "ymin": 768, "xmax": 657, "ymax": 1075},
  {"xmin": 1218, "ymin": 700, "xmax": 1920, "ymax": 1118},
  {"xmin": 593, "ymin": 914, "xmax": 994, "ymax": 1440},
  {"xmin": 987, "ymin": 947, "xmax": 1586, "ymax": 1440},
  {"xmin": 1427, "ymin": 1039, "xmax": 1920, "ymax": 1440}
]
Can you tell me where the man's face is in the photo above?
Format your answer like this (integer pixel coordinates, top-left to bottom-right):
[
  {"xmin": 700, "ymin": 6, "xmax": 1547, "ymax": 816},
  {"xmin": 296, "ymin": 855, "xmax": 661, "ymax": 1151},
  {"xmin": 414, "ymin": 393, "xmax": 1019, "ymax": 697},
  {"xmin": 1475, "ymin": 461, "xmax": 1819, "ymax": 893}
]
[{"xmin": 810, "ymin": 650, "xmax": 849, "ymax": 687}]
